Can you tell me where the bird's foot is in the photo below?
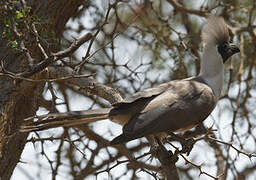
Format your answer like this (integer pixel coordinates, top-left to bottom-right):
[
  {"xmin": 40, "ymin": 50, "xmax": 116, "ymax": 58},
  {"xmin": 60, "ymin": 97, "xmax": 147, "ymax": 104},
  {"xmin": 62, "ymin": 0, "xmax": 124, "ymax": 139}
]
[
  {"xmin": 167, "ymin": 132, "xmax": 195, "ymax": 156},
  {"xmin": 147, "ymin": 135, "xmax": 178, "ymax": 164},
  {"xmin": 180, "ymin": 138, "xmax": 195, "ymax": 156}
]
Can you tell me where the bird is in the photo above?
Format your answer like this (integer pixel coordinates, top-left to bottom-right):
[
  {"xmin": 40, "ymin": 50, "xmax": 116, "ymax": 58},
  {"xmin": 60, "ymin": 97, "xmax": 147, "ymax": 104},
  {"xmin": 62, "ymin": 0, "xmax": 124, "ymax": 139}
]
[{"xmin": 20, "ymin": 16, "xmax": 240, "ymax": 145}]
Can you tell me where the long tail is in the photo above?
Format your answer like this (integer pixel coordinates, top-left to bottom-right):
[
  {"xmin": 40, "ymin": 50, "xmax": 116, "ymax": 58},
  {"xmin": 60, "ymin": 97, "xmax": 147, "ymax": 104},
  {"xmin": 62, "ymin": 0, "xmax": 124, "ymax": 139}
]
[{"xmin": 20, "ymin": 108, "xmax": 111, "ymax": 132}]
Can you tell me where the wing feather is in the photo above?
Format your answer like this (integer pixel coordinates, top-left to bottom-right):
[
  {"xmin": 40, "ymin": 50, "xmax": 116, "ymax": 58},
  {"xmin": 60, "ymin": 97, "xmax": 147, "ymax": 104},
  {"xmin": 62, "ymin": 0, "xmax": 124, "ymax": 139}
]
[{"xmin": 111, "ymin": 79, "xmax": 217, "ymax": 144}]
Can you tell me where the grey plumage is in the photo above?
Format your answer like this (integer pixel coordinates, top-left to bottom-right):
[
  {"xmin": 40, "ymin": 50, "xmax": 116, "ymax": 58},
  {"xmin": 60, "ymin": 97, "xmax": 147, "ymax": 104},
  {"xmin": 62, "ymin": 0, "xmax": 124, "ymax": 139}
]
[
  {"xmin": 110, "ymin": 77, "xmax": 216, "ymax": 144},
  {"xmin": 21, "ymin": 108, "xmax": 111, "ymax": 132},
  {"xmin": 20, "ymin": 16, "xmax": 240, "ymax": 146},
  {"xmin": 110, "ymin": 16, "xmax": 239, "ymax": 144},
  {"xmin": 201, "ymin": 16, "xmax": 229, "ymax": 46}
]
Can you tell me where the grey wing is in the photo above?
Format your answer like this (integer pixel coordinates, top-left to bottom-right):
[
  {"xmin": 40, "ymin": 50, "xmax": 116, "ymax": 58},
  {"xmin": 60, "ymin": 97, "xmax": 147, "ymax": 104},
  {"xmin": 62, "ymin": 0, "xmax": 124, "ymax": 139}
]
[
  {"xmin": 111, "ymin": 80, "xmax": 217, "ymax": 144},
  {"xmin": 110, "ymin": 81, "xmax": 176, "ymax": 117},
  {"xmin": 112, "ymin": 81, "xmax": 176, "ymax": 106}
]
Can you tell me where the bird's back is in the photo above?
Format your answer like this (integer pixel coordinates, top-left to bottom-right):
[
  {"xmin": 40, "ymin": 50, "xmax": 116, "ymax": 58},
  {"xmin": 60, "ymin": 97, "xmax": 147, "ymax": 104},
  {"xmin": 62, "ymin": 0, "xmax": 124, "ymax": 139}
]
[{"xmin": 110, "ymin": 77, "xmax": 217, "ymax": 143}]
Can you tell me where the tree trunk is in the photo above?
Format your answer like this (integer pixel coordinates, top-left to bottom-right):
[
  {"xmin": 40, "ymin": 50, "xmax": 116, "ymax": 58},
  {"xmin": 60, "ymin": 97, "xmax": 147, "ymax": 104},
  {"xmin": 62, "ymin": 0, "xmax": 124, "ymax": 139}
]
[{"xmin": 0, "ymin": 1, "xmax": 84, "ymax": 179}]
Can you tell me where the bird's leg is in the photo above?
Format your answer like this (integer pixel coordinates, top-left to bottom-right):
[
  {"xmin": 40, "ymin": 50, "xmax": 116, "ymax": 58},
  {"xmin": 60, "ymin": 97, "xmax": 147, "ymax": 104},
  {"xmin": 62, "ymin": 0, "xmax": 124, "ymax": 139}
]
[
  {"xmin": 146, "ymin": 135, "xmax": 159, "ymax": 156},
  {"xmin": 146, "ymin": 136, "xmax": 179, "ymax": 179},
  {"xmin": 167, "ymin": 132, "xmax": 195, "ymax": 156},
  {"xmin": 146, "ymin": 135, "xmax": 178, "ymax": 164}
]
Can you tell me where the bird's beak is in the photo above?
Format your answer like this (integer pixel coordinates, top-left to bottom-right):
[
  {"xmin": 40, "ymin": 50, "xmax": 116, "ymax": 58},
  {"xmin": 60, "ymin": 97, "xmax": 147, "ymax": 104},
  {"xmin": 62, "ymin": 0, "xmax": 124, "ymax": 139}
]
[
  {"xmin": 229, "ymin": 44, "xmax": 240, "ymax": 55},
  {"xmin": 222, "ymin": 44, "xmax": 240, "ymax": 63}
]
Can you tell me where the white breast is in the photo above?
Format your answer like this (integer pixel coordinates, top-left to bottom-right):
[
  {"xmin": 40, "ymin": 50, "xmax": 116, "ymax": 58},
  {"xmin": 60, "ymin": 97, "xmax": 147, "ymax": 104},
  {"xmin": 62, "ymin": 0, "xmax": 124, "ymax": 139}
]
[{"xmin": 199, "ymin": 44, "xmax": 224, "ymax": 99}]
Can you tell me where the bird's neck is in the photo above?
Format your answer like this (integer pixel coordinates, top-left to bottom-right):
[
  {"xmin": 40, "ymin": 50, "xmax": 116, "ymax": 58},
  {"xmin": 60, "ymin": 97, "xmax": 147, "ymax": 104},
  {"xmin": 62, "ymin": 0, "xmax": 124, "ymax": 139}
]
[{"xmin": 199, "ymin": 44, "xmax": 224, "ymax": 99}]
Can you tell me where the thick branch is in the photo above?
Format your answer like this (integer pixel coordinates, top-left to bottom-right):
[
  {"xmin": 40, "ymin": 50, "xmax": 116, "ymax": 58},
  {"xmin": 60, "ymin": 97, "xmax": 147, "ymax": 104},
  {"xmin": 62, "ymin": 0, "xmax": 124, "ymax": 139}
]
[{"xmin": 48, "ymin": 66, "xmax": 123, "ymax": 103}]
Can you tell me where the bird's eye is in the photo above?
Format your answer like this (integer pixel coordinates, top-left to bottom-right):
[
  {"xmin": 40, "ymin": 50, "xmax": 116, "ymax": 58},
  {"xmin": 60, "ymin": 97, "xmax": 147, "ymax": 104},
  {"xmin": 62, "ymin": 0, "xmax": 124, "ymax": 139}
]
[
  {"xmin": 217, "ymin": 43, "xmax": 229, "ymax": 53},
  {"xmin": 221, "ymin": 43, "xmax": 228, "ymax": 49}
]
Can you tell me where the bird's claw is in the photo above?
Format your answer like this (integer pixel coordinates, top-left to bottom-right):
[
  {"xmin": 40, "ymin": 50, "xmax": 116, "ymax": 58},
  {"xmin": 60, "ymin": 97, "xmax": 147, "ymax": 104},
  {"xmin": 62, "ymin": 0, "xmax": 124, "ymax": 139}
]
[{"xmin": 180, "ymin": 138, "xmax": 195, "ymax": 156}]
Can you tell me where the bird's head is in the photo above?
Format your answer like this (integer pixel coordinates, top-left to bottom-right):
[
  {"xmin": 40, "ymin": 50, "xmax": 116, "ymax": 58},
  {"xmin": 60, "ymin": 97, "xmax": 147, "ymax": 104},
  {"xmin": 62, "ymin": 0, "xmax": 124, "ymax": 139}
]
[{"xmin": 202, "ymin": 15, "xmax": 240, "ymax": 63}]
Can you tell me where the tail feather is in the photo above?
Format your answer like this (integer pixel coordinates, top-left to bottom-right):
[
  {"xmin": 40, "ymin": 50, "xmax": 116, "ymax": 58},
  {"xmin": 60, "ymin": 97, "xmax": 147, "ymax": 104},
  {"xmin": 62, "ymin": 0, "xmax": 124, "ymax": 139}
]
[
  {"xmin": 110, "ymin": 134, "xmax": 133, "ymax": 145},
  {"xmin": 20, "ymin": 108, "xmax": 111, "ymax": 132}
]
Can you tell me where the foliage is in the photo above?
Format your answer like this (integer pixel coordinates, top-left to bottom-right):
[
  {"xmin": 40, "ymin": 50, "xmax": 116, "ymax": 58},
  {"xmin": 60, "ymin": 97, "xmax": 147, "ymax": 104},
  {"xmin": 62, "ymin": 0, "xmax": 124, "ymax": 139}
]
[{"xmin": 1, "ymin": 0, "xmax": 256, "ymax": 179}]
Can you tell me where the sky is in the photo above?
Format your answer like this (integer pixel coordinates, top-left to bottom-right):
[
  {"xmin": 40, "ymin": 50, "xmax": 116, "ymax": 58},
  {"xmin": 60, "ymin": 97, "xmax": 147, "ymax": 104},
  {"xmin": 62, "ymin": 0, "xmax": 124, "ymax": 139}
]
[{"xmin": 11, "ymin": 0, "xmax": 256, "ymax": 179}]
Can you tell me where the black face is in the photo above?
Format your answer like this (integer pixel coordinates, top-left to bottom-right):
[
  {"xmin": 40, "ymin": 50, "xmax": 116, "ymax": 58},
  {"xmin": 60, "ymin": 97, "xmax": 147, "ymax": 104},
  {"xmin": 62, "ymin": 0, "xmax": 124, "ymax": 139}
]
[{"xmin": 217, "ymin": 43, "xmax": 240, "ymax": 63}]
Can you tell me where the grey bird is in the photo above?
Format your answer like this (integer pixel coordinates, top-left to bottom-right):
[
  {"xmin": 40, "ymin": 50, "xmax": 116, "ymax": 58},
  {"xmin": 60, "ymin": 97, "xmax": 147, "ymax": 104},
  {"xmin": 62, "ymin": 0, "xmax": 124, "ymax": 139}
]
[{"xmin": 21, "ymin": 16, "xmax": 240, "ymax": 145}]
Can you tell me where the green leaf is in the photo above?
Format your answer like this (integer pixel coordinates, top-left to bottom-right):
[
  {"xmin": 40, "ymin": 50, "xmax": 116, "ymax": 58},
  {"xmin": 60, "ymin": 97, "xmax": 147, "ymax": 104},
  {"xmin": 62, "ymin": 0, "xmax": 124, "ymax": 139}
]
[
  {"xmin": 15, "ymin": 10, "xmax": 24, "ymax": 19},
  {"xmin": 9, "ymin": 40, "xmax": 18, "ymax": 49}
]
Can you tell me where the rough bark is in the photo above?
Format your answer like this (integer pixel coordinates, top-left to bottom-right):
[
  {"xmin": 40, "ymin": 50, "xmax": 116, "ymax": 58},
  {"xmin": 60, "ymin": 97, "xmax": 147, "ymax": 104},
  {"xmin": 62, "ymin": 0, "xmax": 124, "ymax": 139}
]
[{"xmin": 0, "ymin": 1, "xmax": 84, "ymax": 179}]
